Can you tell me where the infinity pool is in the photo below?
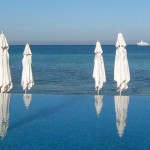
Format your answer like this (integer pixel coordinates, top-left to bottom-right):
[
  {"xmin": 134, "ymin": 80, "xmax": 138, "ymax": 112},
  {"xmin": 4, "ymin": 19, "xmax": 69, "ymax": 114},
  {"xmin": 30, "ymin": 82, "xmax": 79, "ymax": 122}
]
[{"xmin": 0, "ymin": 94, "xmax": 150, "ymax": 150}]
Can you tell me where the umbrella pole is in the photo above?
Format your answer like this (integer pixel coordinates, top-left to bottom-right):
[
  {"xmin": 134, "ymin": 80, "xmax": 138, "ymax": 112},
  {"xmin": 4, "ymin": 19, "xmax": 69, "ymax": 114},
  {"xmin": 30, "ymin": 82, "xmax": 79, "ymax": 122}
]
[
  {"xmin": 25, "ymin": 89, "xmax": 27, "ymax": 94},
  {"xmin": 97, "ymin": 89, "xmax": 99, "ymax": 95},
  {"xmin": 119, "ymin": 90, "xmax": 121, "ymax": 96}
]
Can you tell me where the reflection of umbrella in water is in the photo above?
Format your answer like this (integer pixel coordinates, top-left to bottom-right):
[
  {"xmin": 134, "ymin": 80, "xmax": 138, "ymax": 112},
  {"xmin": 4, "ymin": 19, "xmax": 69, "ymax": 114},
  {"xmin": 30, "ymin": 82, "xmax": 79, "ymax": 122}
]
[
  {"xmin": 0, "ymin": 93, "xmax": 11, "ymax": 139},
  {"xmin": 23, "ymin": 94, "xmax": 32, "ymax": 109},
  {"xmin": 114, "ymin": 33, "xmax": 130, "ymax": 94},
  {"xmin": 0, "ymin": 31, "xmax": 13, "ymax": 93},
  {"xmin": 94, "ymin": 95, "xmax": 103, "ymax": 117},
  {"xmin": 114, "ymin": 95, "xmax": 129, "ymax": 137},
  {"xmin": 93, "ymin": 41, "xmax": 106, "ymax": 94}
]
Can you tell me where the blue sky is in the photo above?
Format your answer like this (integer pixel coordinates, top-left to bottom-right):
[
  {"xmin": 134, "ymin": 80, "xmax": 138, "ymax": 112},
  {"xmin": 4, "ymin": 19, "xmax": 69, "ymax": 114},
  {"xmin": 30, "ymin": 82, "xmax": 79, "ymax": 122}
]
[{"xmin": 0, "ymin": 0, "xmax": 150, "ymax": 44}]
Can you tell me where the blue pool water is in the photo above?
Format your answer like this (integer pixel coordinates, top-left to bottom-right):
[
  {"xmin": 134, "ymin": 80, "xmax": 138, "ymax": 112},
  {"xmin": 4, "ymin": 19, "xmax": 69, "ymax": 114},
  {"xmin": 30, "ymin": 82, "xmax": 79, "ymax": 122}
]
[
  {"xmin": 0, "ymin": 94, "xmax": 150, "ymax": 149},
  {"xmin": 9, "ymin": 45, "xmax": 150, "ymax": 95}
]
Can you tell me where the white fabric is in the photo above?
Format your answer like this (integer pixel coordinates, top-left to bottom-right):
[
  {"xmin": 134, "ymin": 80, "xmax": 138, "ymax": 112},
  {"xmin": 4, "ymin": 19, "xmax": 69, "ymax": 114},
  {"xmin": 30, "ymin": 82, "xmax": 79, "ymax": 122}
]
[
  {"xmin": 21, "ymin": 43, "xmax": 34, "ymax": 91},
  {"xmin": 114, "ymin": 96, "xmax": 129, "ymax": 137},
  {"xmin": 0, "ymin": 93, "xmax": 11, "ymax": 138},
  {"xmin": 0, "ymin": 31, "xmax": 9, "ymax": 49},
  {"xmin": 93, "ymin": 41, "xmax": 106, "ymax": 91},
  {"xmin": 94, "ymin": 41, "xmax": 103, "ymax": 53},
  {"xmin": 0, "ymin": 47, "xmax": 3, "ymax": 88},
  {"xmin": 0, "ymin": 32, "xmax": 13, "ymax": 93},
  {"xmin": 114, "ymin": 33, "xmax": 130, "ymax": 91},
  {"xmin": 94, "ymin": 95, "xmax": 103, "ymax": 117},
  {"xmin": 23, "ymin": 94, "xmax": 32, "ymax": 109},
  {"xmin": 23, "ymin": 43, "xmax": 32, "ymax": 55},
  {"xmin": 116, "ymin": 33, "xmax": 126, "ymax": 48}
]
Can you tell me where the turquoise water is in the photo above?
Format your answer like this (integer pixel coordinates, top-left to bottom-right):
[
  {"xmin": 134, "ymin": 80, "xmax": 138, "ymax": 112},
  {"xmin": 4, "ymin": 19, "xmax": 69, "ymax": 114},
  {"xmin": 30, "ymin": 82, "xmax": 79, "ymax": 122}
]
[
  {"xmin": 9, "ymin": 45, "xmax": 150, "ymax": 95},
  {"xmin": 1, "ymin": 94, "xmax": 150, "ymax": 149}
]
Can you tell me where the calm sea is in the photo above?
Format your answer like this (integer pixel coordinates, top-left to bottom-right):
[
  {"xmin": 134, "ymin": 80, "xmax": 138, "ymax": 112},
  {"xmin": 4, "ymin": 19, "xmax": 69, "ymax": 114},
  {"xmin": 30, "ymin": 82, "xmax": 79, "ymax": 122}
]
[{"xmin": 9, "ymin": 45, "xmax": 150, "ymax": 95}]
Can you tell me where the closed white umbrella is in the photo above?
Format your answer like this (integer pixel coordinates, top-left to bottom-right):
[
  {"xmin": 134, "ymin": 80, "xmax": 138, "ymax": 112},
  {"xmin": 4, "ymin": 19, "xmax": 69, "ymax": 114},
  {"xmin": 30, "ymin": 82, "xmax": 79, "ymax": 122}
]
[
  {"xmin": 21, "ymin": 43, "xmax": 34, "ymax": 93},
  {"xmin": 114, "ymin": 33, "xmax": 130, "ymax": 93},
  {"xmin": 93, "ymin": 41, "xmax": 106, "ymax": 94},
  {"xmin": 94, "ymin": 95, "xmax": 103, "ymax": 118},
  {"xmin": 0, "ymin": 93, "xmax": 11, "ymax": 139},
  {"xmin": 114, "ymin": 95, "xmax": 130, "ymax": 137},
  {"xmin": 23, "ymin": 94, "xmax": 32, "ymax": 109},
  {"xmin": 0, "ymin": 31, "xmax": 13, "ymax": 93}
]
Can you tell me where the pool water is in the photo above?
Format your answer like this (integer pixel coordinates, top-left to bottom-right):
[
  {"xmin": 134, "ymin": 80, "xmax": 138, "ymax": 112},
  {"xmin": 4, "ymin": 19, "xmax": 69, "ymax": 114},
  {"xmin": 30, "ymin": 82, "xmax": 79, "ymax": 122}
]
[{"xmin": 0, "ymin": 94, "xmax": 150, "ymax": 149}]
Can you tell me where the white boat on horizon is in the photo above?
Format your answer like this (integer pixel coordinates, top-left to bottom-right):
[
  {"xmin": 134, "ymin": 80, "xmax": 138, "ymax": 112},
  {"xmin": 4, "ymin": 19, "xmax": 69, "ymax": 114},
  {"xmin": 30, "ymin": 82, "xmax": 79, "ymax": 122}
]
[{"xmin": 136, "ymin": 40, "xmax": 150, "ymax": 46}]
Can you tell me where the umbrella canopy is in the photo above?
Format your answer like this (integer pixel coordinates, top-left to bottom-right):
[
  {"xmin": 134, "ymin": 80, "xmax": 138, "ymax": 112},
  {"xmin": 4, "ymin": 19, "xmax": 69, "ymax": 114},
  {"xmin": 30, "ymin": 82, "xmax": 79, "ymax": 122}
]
[
  {"xmin": 21, "ymin": 43, "xmax": 34, "ymax": 92},
  {"xmin": 0, "ymin": 31, "xmax": 13, "ymax": 93},
  {"xmin": 93, "ymin": 41, "xmax": 106, "ymax": 93},
  {"xmin": 23, "ymin": 94, "xmax": 32, "ymax": 109},
  {"xmin": 114, "ymin": 95, "xmax": 130, "ymax": 137},
  {"xmin": 0, "ymin": 93, "xmax": 11, "ymax": 139},
  {"xmin": 94, "ymin": 95, "xmax": 103, "ymax": 118},
  {"xmin": 114, "ymin": 33, "xmax": 130, "ymax": 92}
]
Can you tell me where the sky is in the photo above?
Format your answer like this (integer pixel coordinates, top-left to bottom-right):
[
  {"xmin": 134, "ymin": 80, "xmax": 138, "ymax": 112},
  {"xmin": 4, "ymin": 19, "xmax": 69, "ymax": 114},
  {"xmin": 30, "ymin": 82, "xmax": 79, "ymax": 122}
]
[{"xmin": 0, "ymin": 0, "xmax": 150, "ymax": 44}]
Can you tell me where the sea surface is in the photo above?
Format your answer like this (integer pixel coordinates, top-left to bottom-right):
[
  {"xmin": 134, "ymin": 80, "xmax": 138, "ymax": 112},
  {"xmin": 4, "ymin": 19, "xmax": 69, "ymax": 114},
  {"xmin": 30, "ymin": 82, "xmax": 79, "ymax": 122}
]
[{"xmin": 9, "ymin": 45, "xmax": 150, "ymax": 95}]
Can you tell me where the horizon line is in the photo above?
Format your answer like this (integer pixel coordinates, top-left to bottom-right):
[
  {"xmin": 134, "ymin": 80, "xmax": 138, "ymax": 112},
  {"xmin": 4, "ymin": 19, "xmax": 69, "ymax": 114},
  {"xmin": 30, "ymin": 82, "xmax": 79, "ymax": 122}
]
[{"xmin": 8, "ymin": 40, "xmax": 139, "ymax": 45}]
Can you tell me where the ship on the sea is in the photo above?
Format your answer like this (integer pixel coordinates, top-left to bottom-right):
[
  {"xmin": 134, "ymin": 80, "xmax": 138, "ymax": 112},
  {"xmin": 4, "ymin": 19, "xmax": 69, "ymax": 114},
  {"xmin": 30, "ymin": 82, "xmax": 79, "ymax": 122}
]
[{"xmin": 136, "ymin": 40, "xmax": 150, "ymax": 46}]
